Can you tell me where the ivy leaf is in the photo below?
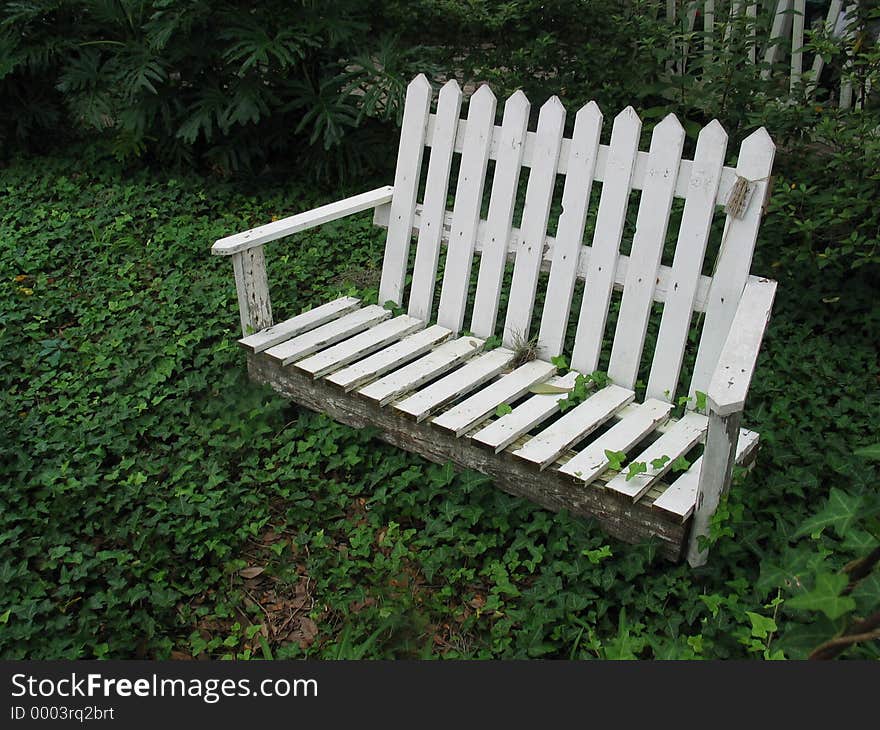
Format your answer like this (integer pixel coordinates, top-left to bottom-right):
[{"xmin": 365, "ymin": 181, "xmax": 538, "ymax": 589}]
[
  {"xmin": 495, "ymin": 403, "xmax": 513, "ymax": 417},
  {"xmin": 625, "ymin": 461, "xmax": 647, "ymax": 482},
  {"xmin": 854, "ymin": 443, "xmax": 880, "ymax": 460},
  {"xmin": 745, "ymin": 611, "xmax": 777, "ymax": 639},
  {"xmin": 650, "ymin": 455, "xmax": 670, "ymax": 470},
  {"xmin": 694, "ymin": 390, "xmax": 708, "ymax": 412},
  {"xmin": 671, "ymin": 454, "xmax": 691, "ymax": 472},
  {"xmin": 793, "ymin": 488, "xmax": 863, "ymax": 539},
  {"xmin": 850, "ymin": 572, "xmax": 880, "ymax": 615},
  {"xmin": 604, "ymin": 449, "xmax": 626, "ymax": 472},
  {"xmin": 786, "ymin": 572, "xmax": 856, "ymax": 620}
]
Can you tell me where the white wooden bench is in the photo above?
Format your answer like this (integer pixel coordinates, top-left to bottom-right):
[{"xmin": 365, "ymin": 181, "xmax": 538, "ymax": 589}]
[{"xmin": 212, "ymin": 75, "xmax": 777, "ymax": 567}]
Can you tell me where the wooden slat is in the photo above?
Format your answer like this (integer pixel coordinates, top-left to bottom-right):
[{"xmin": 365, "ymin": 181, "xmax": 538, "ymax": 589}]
[
  {"xmin": 689, "ymin": 127, "xmax": 775, "ymax": 401},
  {"xmin": 470, "ymin": 90, "xmax": 531, "ymax": 339},
  {"xmin": 707, "ymin": 277, "xmax": 777, "ymax": 416},
  {"xmin": 238, "ymin": 296, "xmax": 360, "ymax": 353},
  {"xmin": 558, "ymin": 399, "xmax": 674, "ymax": 483},
  {"xmin": 653, "ymin": 428, "xmax": 759, "ymax": 519},
  {"xmin": 432, "ymin": 359, "xmax": 557, "ymax": 437},
  {"xmin": 378, "ymin": 74, "xmax": 433, "ymax": 307},
  {"xmin": 571, "ymin": 106, "xmax": 642, "ymax": 374},
  {"xmin": 761, "ymin": 0, "xmax": 792, "ymax": 80},
  {"xmin": 395, "ymin": 348, "xmax": 515, "ymax": 422},
  {"xmin": 607, "ymin": 114, "xmax": 685, "ymax": 389},
  {"xmin": 326, "ymin": 324, "xmax": 451, "ymax": 391},
  {"xmin": 471, "ymin": 371, "xmax": 580, "ymax": 453},
  {"xmin": 646, "ymin": 119, "xmax": 728, "ymax": 401},
  {"xmin": 807, "ymin": 1, "xmax": 844, "ymax": 97},
  {"xmin": 376, "ymin": 201, "xmax": 745, "ymax": 313},
  {"xmin": 212, "ymin": 187, "xmax": 395, "ymax": 256},
  {"xmin": 605, "ymin": 411, "xmax": 709, "ymax": 501},
  {"xmin": 423, "ymin": 114, "xmax": 741, "ymax": 206},
  {"xmin": 513, "ymin": 384, "xmax": 635, "ymax": 470},
  {"xmin": 264, "ymin": 306, "xmax": 390, "ymax": 366},
  {"xmin": 295, "ymin": 315, "xmax": 424, "ymax": 379},
  {"xmin": 790, "ymin": 0, "xmax": 805, "ymax": 91},
  {"xmin": 537, "ymin": 101, "xmax": 603, "ymax": 359},
  {"xmin": 436, "ymin": 85, "xmax": 497, "ymax": 334},
  {"xmin": 358, "ymin": 336, "xmax": 485, "ymax": 406},
  {"xmin": 502, "ymin": 96, "xmax": 566, "ymax": 346},
  {"xmin": 408, "ymin": 80, "xmax": 462, "ymax": 321}
]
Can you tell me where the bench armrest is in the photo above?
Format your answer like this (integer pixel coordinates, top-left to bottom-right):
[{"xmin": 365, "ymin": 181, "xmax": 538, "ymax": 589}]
[
  {"xmin": 211, "ymin": 185, "xmax": 394, "ymax": 256},
  {"xmin": 707, "ymin": 277, "xmax": 777, "ymax": 417}
]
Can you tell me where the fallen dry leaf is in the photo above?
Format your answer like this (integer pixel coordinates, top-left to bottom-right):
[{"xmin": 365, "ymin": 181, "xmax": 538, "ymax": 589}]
[{"xmin": 239, "ymin": 566, "xmax": 265, "ymax": 579}]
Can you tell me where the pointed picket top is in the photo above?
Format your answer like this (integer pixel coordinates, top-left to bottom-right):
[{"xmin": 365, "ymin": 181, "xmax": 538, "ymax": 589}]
[
  {"xmin": 535, "ymin": 95, "xmax": 567, "ymax": 142},
  {"xmin": 735, "ymin": 126, "xmax": 776, "ymax": 179},
  {"xmin": 469, "ymin": 83, "xmax": 497, "ymax": 106},
  {"xmin": 698, "ymin": 118, "xmax": 729, "ymax": 147},
  {"xmin": 502, "ymin": 89, "xmax": 531, "ymax": 124},
  {"xmin": 407, "ymin": 73, "xmax": 432, "ymax": 95},
  {"xmin": 574, "ymin": 99, "xmax": 603, "ymax": 127},
  {"xmin": 608, "ymin": 106, "xmax": 642, "ymax": 152},
  {"xmin": 438, "ymin": 78, "xmax": 462, "ymax": 99}
]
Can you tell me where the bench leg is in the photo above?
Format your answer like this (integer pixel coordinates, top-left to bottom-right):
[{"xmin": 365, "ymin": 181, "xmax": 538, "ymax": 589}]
[
  {"xmin": 231, "ymin": 246, "xmax": 273, "ymax": 336},
  {"xmin": 686, "ymin": 408, "xmax": 742, "ymax": 567}
]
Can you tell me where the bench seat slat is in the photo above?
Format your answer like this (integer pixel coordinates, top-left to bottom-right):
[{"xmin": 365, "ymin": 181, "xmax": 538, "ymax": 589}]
[
  {"xmin": 433, "ymin": 359, "xmax": 557, "ymax": 437},
  {"xmin": 653, "ymin": 428, "xmax": 759, "ymax": 520},
  {"xmin": 238, "ymin": 296, "xmax": 360, "ymax": 353},
  {"xmin": 295, "ymin": 315, "xmax": 425, "ymax": 379},
  {"xmin": 264, "ymin": 305, "xmax": 390, "ymax": 366},
  {"xmin": 513, "ymin": 384, "xmax": 635, "ymax": 470},
  {"xmin": 325, "ymin": 324, "xmax": 451, "ymax": 392},
  {"xmin": 558, "ymin": 399, "xmax": 674, "ymax": 483},
  {"xmin": 358, "ymin": 336, "xmax": 485, "ymax": 406},
  {"xmin": 395, "ymin": 348, "xmax": 516, "ymax": 422},
  {"xmin": 605, "ymin": 411, "xmax": 709, "ymax": 501},
  {"xmin": 471, "ymin": 371, "xmax": 580, "ymax": 453}
]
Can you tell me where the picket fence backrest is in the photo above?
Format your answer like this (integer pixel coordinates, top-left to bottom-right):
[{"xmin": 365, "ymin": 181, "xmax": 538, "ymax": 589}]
[{"xmin": 374, "ymin": 75, "xmax": 775, "ymax": 406}]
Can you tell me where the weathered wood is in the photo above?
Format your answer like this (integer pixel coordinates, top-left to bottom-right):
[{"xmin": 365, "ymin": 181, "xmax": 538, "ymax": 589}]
[
  {"xmin": 424, "ymin": 115, "xmax": 741, "ymax": 206},
  {"xmin": 231, "ymin": 247, "xmax": 273, "ymax": 336},
  {"xmin": 437, "ymin": 85, "xmax": 496, "ymax": 334},
  {"xmin": 432, "ymin": 359, "xmax": 557, "ymax": 437},
  {"xmin": 408, "ymin": 80, "xmax": 462, "ymax": 321},
  {"xmin": 605, "ymin": 411, "xmax": 708, "ymax": 501},
  {"xmin": 571, "ymin": 106, "xmax": 642, "ymax": 374},
  {"xmin": 394, "ymin": 347, "xmax": 515, "ymax": 423},
  {"xmin": 326, "ymin": 324, "xmax": 451, "ymax": 391},
  {"xmin": 654, "ymin": 428, "xmax": 759, "ymax": 520},
  {"xmin": 264, "ymin": 305, "xmax": 389, "ymax": 366},
  {"xmin": 239, "ymin": 296, "xmax": 360, "ymax": 353},
  {"xmin": 558, "ymin": 400, "xmax": 674, "ymax": 484},
  {"xmin": 295, "ymin": 315, "xmax": 424, "ymax": 379},
  {"xmin": 248, "ymin": 352, "xmax": 687, "ymax": 560},
  {"xmin": 689, "ymin": 126, "xmax": 775, "ymax": 401},
  {"xmin": 706, "ymin": 277, "xmax": 777, "ymax": 416},
  {"xmin": 375, "ymin": 201, "xmax": 749, "ymax": 314},
  {"xmin": 471, "ymin": 90, "xmax": 531, "ymax": 339},
  {"xmin": 213, "ymin": 187, "xmax": 394, "ymax": 256},
  {"xmin": 503, "ymin": 96, "xmax": 565, "ymax": 346},
  {"xmin": 687, "ymin": 409, "xmax": 742, "ymax": 567},
  {"xmin": 607, "ymin": 113, "xmax": 685, "ymax": 389},
  {"xmin": 537, "ymin": 101, "xmax": 603, "ymax": 359},
  {"xmin": 379, "ymin": 74, "xmax": 433, "ymax": 307},
  {"xmin": 513, "ymin": 385, "xmax": 635, "ymax": 470},
  {"xmin": 646, "ymin": 119, "xmax": 728, "ymax": 401},
  {"xmin": 471, "ymin": 371, "xmax": 580, "ymax": 453},
  {"xmin": 358, "ymin": 336, "xmax": 484, "ymax": 406}
]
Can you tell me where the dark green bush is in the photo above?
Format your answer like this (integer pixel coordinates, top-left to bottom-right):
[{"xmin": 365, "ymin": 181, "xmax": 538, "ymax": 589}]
[{"xmin": 0, "ymin": 0, "xmax": 428, "ymax": 178}]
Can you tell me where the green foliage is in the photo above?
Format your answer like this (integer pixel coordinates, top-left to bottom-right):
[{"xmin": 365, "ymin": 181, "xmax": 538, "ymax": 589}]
[{"xmin": 0, "ymin": 1, "xmax": 425, "ymax": 179}]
